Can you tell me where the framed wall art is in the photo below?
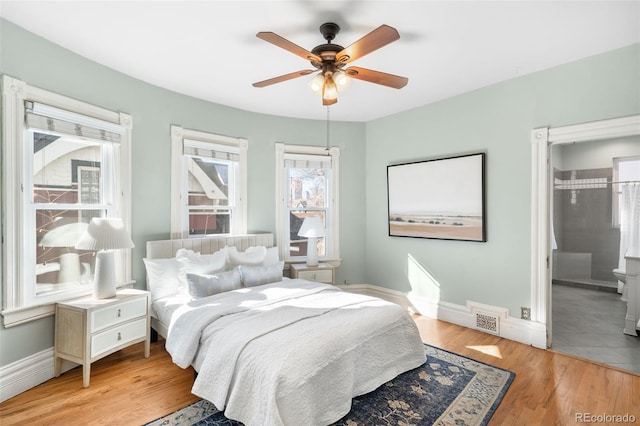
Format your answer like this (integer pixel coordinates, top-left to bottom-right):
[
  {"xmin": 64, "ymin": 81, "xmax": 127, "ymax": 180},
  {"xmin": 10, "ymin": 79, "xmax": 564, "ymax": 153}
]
[{"xmin": 387, "ymin": 152, "xmax": 486, "ymax": 242}]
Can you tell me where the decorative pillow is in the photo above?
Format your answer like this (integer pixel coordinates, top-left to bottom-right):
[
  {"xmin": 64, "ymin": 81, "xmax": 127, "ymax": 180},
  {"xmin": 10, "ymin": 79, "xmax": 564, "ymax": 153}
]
[
  {"xmin": 227, "ymin": 246, "xmax": 267, "ymax": 267},
  {"xmin": 143, "ymin": 257, "xmax": 182, "ymax": 301},
  {"xmin": 187, "ymin": 268, "xmax": 242, "ymax": 299},
  {"xmin": 176, "ymin": 247, "xmax": 228, "ymax": 285},
  {"xmin": 263, "ymin": 246, "xmax": 280, "ymax": 266},
  {"xmin": 240, "ymin": 261, "xmax": 285, "ymax": 288}
]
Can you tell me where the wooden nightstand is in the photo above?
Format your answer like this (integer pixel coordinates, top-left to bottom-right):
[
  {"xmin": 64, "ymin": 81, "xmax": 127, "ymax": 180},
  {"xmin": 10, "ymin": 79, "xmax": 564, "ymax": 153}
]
[
  {"xmin": 54, "ymin": 288, "xmax": 150, "ymax": 387},
  {"xmin": 290, "ymin": 263, "xmax": 335, "ymax": 285}
]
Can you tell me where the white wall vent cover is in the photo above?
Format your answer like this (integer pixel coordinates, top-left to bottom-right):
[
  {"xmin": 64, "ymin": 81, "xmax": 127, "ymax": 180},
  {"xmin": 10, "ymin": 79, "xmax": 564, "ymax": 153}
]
[
  {"xmin": 475, "ymin": 312, "xmax": 500, "ymax": 334},
  {"xmin": 468, "ymin": 301, "xmax": 509, "ymax": 336}
]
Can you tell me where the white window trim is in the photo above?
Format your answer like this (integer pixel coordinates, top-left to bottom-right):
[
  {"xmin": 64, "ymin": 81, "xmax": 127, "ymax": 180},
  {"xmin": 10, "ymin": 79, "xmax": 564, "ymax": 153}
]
[
  {"xmin": 275, "ymin": 143, "xmax": 341, "ymax": 265},
  {"xmin": 170, "ymin": 125, "xmax": 248, "ymax": 239},
  {"xmin": 1, "ymin": 75, "xmax": 133, "ymax": 327}
]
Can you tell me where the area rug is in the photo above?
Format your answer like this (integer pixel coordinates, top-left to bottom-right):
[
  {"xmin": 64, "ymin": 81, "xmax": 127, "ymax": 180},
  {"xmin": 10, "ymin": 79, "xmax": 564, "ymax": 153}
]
[{"xmin": 145, "ymin": 344, "xmax": 514, "ymax": 426}]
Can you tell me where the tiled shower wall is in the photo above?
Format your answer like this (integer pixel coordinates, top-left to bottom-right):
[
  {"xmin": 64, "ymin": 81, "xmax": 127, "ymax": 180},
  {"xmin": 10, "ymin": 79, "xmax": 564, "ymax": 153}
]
[{"xmin": 553, "ymin": 167, "xmax": 620, "ymax": 282}]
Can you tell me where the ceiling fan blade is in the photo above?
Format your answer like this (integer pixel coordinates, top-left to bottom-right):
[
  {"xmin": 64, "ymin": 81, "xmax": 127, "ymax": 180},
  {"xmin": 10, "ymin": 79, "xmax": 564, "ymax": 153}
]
[
  {"xmin": 336, "ymin": 25, "xmax": 400, "ymax": 64},
  {"xmin": 257, "ymin": 32, "xmax": 322, "ymax": 63},
  {"xmin": 252, "ymin": 70, "xmax": 315, "ymax": 88},
  {"xmin": 345, "ymin": 66, "xmax": 408, "ymax": 89}
]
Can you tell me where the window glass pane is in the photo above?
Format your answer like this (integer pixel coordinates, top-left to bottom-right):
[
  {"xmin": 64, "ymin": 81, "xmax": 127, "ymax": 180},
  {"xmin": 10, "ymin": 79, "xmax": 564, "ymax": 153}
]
[
  {"xmin": 188, "ymin": 209, "xmax": 230, "ymax": 236},
  {"xmin": 32, "ymin": 132, "xmax": 102, "ymax": 204},
  {"xmin": 288, "ymin": 211, "xmax": 326, "ymax": 258},
  {"xmin": 187, "ymin": 156, "xmax": 232, "ymax": 236},
  {"xmin": 36, "ymin": 209, "xmax": 104, "ymax": 295},
  {"xmin": 287, "ymin": 168, "xmax": 326, "ymax": 209},
  {"xmin": 188, "ymin": 158, "xmax": 230, "ymax": 207}
]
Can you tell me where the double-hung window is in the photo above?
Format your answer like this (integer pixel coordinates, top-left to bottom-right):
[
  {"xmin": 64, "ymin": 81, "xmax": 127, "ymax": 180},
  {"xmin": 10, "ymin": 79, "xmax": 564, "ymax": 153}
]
[
  {"xmin": 170, "ymin": 125, "xmax": 247, "ymax": 238},
  {"xmin": 275, "ymin": 143, "xmax": 340, "ymax": 264},
  {"xmin": 1, "ymin": 76, "xmax": 132, "ymax": 326}
]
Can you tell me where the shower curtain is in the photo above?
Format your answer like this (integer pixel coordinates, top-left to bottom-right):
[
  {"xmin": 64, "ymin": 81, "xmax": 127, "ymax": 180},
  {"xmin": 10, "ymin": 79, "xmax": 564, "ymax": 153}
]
[{"xmin": 619, "ymin": 183, "xmax": 640, "ymax": 297}]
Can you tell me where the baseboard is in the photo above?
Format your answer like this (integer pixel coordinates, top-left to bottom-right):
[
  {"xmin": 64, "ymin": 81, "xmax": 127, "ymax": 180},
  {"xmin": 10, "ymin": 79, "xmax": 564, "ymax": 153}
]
[
  {"xmin": 340, "ymin": 284, "xmax": 547, "ymax": 349},
  {"xmin": 0, "ymin": 347, "xmax": 76, "ymax": 403}
]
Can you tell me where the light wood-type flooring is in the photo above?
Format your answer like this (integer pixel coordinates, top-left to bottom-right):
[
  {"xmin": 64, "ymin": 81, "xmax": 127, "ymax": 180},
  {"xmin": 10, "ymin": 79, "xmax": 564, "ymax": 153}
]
[{"xmin": 1, "ymin": 314, "xmax": 638, "ymax": 425}]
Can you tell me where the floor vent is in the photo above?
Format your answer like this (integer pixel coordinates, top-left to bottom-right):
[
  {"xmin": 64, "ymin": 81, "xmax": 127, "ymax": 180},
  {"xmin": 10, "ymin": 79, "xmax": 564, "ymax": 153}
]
[{"xmin": 475, "ymin": 312, "xmax": 500, "ymax": 334}]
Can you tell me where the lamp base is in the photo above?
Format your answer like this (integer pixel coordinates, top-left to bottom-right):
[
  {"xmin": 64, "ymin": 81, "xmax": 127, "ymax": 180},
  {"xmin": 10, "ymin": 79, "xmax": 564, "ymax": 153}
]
[
  {"xmin": 93, "ymin": 251, "xmax": 116, "ymax": 299},
  {"xmin": 58, "ymin": 252, "xmax": 81, "ymax": 284},
  {"xmin": 306, "ymin": 237, "xmax": 319, "ymax": 267}
]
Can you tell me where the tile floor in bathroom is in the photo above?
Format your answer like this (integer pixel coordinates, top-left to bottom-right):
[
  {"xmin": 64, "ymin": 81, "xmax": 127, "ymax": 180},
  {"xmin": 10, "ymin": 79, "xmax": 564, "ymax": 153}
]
[{"xmin": 552, "ymin": 282, "xmax": 640, "ymax": 374}]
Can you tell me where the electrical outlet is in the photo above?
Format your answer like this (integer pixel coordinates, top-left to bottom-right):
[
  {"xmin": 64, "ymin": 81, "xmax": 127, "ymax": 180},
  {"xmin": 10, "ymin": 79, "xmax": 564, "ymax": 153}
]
[{"xmin": 521, "ymin": 307, "xmax": 531, "ymax": 320}]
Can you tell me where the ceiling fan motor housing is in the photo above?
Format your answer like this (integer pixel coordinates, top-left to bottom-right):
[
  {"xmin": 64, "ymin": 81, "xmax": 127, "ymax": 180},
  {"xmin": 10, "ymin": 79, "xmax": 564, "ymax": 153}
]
[{"xmin": 311, "ymin": 23, "xmax": 346, "ymax": 69}]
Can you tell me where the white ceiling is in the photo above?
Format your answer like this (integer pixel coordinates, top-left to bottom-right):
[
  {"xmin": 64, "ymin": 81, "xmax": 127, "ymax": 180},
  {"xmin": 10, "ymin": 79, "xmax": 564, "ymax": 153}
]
[{"xmin": 1, "ymin": 1, "xmax": 638, "ymax": 122}]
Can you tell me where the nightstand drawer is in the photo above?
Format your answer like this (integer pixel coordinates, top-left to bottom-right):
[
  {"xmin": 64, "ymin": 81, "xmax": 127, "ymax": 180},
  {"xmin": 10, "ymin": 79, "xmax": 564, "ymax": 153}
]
[
  {"xmin": 297, "ymin": 269, "xmax": 333, "ymax": 283},
  {"xmin": 91, "ymin": 297, "xmax": 147, "ymax": 333},
  {"xmin": 91, "ymin": 317, "xmax": 147, "ymax": 358}
]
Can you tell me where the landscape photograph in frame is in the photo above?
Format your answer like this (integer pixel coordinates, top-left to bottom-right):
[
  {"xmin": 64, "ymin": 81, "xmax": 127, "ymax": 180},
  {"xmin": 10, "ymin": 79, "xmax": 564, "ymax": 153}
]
[{"xmin": 387, "ymin": 153, "xmax": 486, "ymax": 242}]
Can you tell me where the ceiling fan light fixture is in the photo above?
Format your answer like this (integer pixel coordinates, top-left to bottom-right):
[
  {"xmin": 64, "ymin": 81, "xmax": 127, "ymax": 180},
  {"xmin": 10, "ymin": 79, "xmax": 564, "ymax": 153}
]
[
  {"xmin": 308, "ymin": 73, "xmax": 324, "ymax": 93},
  {"xmin": 333, "ymin": 70, "xmax": 351, "ymax": 91},
  {"xmin": 322, "ymin": 75, "xmax": 338, "ymax": 102}
]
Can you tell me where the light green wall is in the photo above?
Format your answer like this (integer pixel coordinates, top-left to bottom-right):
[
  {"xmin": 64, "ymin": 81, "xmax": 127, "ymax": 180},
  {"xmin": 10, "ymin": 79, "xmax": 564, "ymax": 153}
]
[
  {"xmin": 364, "ymin": 43, "xmax": 639, "ymax": 316},
  {"xmin": 1, "ymin": 17, "xmax": 638, "ymax": 369},
  {"xmin": 0, "ymin": 19, "xmax": 367, "ymax": 366}
]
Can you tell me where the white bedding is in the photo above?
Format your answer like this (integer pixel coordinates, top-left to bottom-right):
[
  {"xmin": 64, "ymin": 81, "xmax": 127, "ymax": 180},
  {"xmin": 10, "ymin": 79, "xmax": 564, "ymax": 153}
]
[{"xmin": 164, "ymin": 279, "xmax": 426, "ymax": 426}]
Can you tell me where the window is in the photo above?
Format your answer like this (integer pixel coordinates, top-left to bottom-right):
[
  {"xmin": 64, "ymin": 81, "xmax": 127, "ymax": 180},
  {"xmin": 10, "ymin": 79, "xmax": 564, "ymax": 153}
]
[
  {"xmin": 275, "ymin": 143, "xmax": 340, "ymax": 263},
  {"xmin": 613, "ymin": 156, "xmax": 640, "ymax": 227},
  {"xmin": 170, "ymin": 125, "xmax": 247, "ymax": 238},
  {"xmin": 1, "ymin": 76, "xmax": 132, "ymax": 326}
]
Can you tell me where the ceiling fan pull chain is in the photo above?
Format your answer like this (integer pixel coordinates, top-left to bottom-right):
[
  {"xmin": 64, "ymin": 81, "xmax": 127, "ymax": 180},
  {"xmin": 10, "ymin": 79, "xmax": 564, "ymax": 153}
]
[{"xmin": 326, "ymin": 106, "xmax": 331, "ymax": 152}]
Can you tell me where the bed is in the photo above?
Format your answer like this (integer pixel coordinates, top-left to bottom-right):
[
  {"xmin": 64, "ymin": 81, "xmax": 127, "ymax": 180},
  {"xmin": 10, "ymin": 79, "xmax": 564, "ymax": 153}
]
[{"xmin": 144, "ymin": 234, "xmax": 426, "ymax": 426}]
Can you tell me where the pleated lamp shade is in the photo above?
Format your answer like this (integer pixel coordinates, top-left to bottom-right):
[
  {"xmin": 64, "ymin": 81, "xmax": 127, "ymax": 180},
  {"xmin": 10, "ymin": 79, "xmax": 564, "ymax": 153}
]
[
  {"xmin": 297, "ymin": 216, "xmax": 326, "ymax": 238},
  {"xmin": 75, "ymin": 218, "xmax": 134, "ymax": 251},
  {"xmin": 40, "ymin": 222, "xmax": 89, "ymax": 247}
]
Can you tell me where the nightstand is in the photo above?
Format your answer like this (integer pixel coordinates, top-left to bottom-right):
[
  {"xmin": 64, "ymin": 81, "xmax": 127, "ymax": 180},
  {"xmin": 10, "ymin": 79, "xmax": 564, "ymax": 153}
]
[
  {"xmin": 54, "ymin": 288, "xmax": 150, "ymax": 387},
  {"xmin": 290, "ymin": 263, "xmax": 335, "ymax": 285}
]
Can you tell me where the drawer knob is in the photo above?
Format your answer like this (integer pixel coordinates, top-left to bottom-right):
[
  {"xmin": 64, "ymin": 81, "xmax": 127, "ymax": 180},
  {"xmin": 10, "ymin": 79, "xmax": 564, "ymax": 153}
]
[
  {"xmin": 117, "ymin": 332, "xmax": 122, "ymax": 341},
  {"xmin": 117, "ymin": 309, "xmax": 121, "ymax": 318}
]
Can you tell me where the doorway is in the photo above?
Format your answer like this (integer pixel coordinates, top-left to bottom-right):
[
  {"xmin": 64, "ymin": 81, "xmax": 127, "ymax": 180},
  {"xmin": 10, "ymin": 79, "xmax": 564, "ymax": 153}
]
[
  {"xmin": 549, "ymin": 139, "xmax": 640, "ymax": 373},
  {"xmin": 529, "ymin": 115, "xmax": 640, "ymax": 365}
]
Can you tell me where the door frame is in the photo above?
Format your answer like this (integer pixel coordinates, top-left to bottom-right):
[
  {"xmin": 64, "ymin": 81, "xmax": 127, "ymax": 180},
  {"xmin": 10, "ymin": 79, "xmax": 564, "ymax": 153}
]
[{"xmin": 530, "ymin": 114, "xmax": 640, "ymax": 347}]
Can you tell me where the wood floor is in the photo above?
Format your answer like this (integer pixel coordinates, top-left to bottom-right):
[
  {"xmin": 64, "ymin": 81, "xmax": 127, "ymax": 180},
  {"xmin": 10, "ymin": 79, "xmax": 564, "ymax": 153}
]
[{"xmin": 1, "ymin": 315, "xmax": 638, "ymax": 425}]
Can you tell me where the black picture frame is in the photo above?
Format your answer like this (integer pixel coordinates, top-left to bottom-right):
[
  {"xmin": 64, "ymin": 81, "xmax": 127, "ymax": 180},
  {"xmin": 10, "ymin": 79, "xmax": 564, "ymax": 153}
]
[{"xmin": 387, "ymin": 152, "xmax": 486, "ymax": 242}]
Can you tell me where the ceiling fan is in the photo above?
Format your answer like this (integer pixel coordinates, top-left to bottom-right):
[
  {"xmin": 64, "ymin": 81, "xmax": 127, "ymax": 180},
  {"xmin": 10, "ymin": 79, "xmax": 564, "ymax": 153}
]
[{"xmin": 252, "ymin": 22, "xmax": 408, "ymax": 106}]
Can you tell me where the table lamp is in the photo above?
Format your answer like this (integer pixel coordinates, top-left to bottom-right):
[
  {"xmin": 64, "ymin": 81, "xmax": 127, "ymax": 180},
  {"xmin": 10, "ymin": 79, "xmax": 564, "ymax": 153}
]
[
  {"xmin": 297, "ymin": 216, "xmax": 326, "ymax": 266},
  {"xmin": 75, "ymin": 217, "xmax": 134, "ymax": 299},
  {"xmin": 39, "ymin": 222, "xmax": 88, "ymax": 283}
]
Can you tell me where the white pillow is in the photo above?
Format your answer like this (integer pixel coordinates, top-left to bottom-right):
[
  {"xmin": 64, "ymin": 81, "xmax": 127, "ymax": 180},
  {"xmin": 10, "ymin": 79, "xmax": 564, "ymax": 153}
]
[
  {"xmin": 227, "ymin": 246, "xmax": 267, "ymax": 267},
  {"xmin": 176, "ymin": 247, "xmax": 228, "ymax": 286},
  {"xmin": 240, "ymin": 261, "xmax": 284, "ymax": 287},
  {"xmin": 143, "ymin": 257, "xmax": 182, "ymax": 301},
  {"xmin": 187, "ymin": 268, "xmax": 242, "ymax": 299},
  {"xmin": 263, "ymin": 246, "xmax": 280, "ymax": 266}
]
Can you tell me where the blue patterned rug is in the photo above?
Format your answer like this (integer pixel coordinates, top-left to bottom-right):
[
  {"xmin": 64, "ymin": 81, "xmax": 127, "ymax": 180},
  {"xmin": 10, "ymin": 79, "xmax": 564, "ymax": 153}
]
[{"xmin": 145, "ymin": 344, "xmax": 514, "ymax": 426}]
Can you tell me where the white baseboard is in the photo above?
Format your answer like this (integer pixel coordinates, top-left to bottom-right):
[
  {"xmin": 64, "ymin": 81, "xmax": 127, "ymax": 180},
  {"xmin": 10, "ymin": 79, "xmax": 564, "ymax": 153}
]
[
  {"xmin": 0, "ymin": 347, "xmax": 77, "ymax": 403},
  {"xmin": 340, "ymin": 284, "xmax": 547, "ymax": 349}
]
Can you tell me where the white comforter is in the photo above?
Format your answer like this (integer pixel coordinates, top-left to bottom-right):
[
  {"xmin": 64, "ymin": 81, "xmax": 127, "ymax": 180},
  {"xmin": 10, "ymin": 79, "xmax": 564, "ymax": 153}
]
[{"xmin": 166, "ymin": 280, "xmax": 426, "ymax": 426}]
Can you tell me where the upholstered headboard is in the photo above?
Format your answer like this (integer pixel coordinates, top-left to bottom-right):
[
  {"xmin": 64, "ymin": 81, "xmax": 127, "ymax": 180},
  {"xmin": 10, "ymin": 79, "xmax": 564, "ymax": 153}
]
[{"xmin": 145, "ymin": 233, "xmax": 275, "ymax": 259}]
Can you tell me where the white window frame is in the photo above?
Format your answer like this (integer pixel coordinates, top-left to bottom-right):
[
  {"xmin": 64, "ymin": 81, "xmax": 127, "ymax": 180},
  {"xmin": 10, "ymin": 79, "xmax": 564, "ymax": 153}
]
[
  {"xmin": 170, "ymin": 125, "xmax": 247, "ymax": 239},
  {"xmin": 275, "ymin": 143, "xmax": 341, "ymax": 265},
  {"xmin": 1, "ymin": 75, "xmax": 133, "ymax": 327}
]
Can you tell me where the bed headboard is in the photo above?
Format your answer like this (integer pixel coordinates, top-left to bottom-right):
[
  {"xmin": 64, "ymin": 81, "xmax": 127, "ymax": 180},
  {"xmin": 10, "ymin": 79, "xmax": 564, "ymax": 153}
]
[{"xmin": 145, "ymin": 233, "xmax": 274, "ymax": 259}]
